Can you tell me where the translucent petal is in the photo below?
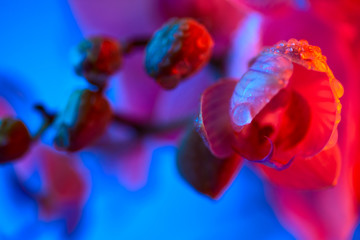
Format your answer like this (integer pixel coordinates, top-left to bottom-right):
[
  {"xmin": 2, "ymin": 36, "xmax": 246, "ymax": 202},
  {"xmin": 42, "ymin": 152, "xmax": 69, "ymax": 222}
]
[
  {"xmin": 230, "ymin": 53, "xmax": 293, "ymax": 129},
  {"xmin": 198, "ymin": 79, "xmax": 238, "ymax": 158}
]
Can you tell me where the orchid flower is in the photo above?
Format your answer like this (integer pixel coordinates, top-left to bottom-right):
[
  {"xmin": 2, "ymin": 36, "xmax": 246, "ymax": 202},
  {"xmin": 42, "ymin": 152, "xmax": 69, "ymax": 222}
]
[
  {"xmin": 226, "ymin": 2, "xmax": 360, "ymax": 239},
  {"xmin": 179, "ymin": 38, "xmax": 343, "ymax": 197}
]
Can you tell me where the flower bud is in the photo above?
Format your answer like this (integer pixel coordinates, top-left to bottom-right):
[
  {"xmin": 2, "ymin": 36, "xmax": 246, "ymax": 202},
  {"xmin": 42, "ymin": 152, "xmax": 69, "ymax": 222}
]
[
  {"xmin": 73, "ymin": 37, "xmax": 122, "ymax": 88},
  {"xmin": 54, "ymin": 89, "xmax": 112, "ymax": 152},
  {"xmin": 0, "ymin": 118, "xmax": 31, "ymax": 163},
  {"xmin": 145, "ymin": 18, "xmax": 214, "ymax": 89}
]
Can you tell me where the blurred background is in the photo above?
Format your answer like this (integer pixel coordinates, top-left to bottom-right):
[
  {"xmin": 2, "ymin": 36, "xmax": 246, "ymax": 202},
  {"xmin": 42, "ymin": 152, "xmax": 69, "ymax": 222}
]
[{"xmin": 0, "ymin": 0, "xmax": 359, "ymax": 239}]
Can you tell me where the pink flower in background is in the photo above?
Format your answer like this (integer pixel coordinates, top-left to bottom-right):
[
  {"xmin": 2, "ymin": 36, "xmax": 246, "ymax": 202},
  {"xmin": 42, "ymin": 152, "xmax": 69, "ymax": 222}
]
[
  {"xmin": 0, "ymin": 96, "xmax": 90, "ymax": 232},
  {"xmin": 14, "ymin": 144, "xmax": 90, "ymax": 232}
]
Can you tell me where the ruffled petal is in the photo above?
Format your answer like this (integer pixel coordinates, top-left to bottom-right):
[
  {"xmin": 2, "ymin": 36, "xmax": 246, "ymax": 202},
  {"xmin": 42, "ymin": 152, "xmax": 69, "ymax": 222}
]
[
  {"xmin": 231, "ymin": 40, "xmax": 342, "ymax": 167},
  {"xmin": 177, "ymin": 128, "xmax": 243, "ymax": 199},
  {"xmin": 257, "ymin": 144, "xmax": 341, "ymax": 190},
  {"xmin": 286, "ymin": 63, "xmax": 338, "ymax": 157},
  {"xmin": 198, "ymin": 79, "xmax": 238, "ymax": 158}
]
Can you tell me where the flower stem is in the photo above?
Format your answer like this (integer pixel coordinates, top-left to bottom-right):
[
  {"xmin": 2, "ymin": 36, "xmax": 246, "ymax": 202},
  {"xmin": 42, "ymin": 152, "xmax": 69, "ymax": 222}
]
[
  {"xmin": 112, "ymin": 113, "xmax": 193, "ymax": 135},
  {"xmin": 122, "ymin": 37, "xmax": 150, "ymax": 54},
  {"xmin": 32, "ymin": 103, "xmax": 192, "ymax": 140},
  {"xmin": 32, "ymin": 104, "xmax": 56, "ymax": 141}
]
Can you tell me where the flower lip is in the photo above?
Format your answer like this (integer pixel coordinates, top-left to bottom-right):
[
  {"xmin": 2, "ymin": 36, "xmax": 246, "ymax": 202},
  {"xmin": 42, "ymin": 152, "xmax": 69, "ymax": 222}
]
[{"xmin": 230, "ymin": 39, "xmax": 343, "ymax": 164}]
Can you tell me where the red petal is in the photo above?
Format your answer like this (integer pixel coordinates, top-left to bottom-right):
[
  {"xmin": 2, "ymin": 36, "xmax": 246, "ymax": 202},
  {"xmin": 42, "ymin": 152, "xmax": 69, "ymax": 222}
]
[
  {"xmin": 287, "ymin": 63, "xmax": 338, "ymax": 157},
  {"xmin": 198, "ymin": 79, "xmax": 238, "ymax": 158},
  {"xmin": 257, "ymin": 144, "xmax": 341, "ymax": 190},
  {"xmin": 352, "ymin": 155, "xmax": 360, "ymax": 203},
  {"xmin": 177, "ymin": 128, "xmax": 243, "ymax": 199},
  {"xmin": 232, "ymin": 62, "xmax": 338, "ymax": 166}
]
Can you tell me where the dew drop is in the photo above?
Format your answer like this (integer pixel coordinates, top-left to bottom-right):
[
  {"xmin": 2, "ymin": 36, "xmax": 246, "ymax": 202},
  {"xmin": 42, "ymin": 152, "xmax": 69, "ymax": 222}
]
[{"xmin": 231, "ymin": 103, "xmax": 252, "ymax": 127}]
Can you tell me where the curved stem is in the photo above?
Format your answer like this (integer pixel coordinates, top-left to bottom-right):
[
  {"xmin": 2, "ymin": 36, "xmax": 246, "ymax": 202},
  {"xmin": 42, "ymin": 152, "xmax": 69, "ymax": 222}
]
[
  {"xmin": 112, "ymin": 113, "xmax": 193, "ymax": 135},
  {"xmin": 32, "ymin": 104, "xmax": 193, "ymax": 140},
  {"xmin": 32, "ymin": 104, "xmax": 56, "ymax": 141},
  {"xmin": 122, "ymin": 37, "xmax": 150, "ymax": 54}
]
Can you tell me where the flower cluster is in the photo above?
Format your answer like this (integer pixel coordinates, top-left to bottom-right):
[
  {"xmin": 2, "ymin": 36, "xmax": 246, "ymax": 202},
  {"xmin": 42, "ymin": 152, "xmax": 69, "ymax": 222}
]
[
  {"xmin": 2, "ymin": 0, "xmax": 360, "ymax": 239},
  {"xmin": 178, "ymin": 39, "xmax": 343, "ymax": 199}
]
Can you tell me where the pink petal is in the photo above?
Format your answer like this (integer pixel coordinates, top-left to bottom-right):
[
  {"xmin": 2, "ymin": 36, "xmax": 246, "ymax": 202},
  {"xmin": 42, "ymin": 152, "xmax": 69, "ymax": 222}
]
[
  {"xmin": 114, "ymin": 139, "xmax": 155, "ymax": 190},
  {"xmin": 227, "ymin": 13, "xmax": 262, "ymax": 78},
  {"xmin": 68, "ymin": 0, "xmax": 162, "ymax": 38},
  {"xmin": 177, "ymin": 128, "xmax": 243, "ymax": 199},
  {"xmin": 149, "ymin": 69, "xmax": 215, "ymax": 142},
  {"xmin": 14, "ymin": 144, "xmax": 90, "ymax": 232},
  {"xmin": 265, "ymin": 166, "xmax": 357, "ymax": 239},
  {"xmin": 152, "ymin": 69, "xmax": 215, "ymax": 124},
  {"xmin": 40, "ymin": 148, "xmax": 87, "ymax": 205},
  {"xmin": 198, "ymin": 79, "xmax": 238, "ymax": 158},
  {"xmin": 113, "ymin": 52, "xmax": 162, "ymax": 121},
  {"xmin": 257, "ymin": 144, "xmax": 341, "ymax": 189}
]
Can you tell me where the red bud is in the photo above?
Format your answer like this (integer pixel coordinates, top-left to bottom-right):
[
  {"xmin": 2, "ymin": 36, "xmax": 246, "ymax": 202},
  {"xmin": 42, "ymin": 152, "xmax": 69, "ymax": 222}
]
[
  {"xmin": 73, "ymin": 37, "xmax": 122, "ymax": 88},
  {"xmin": 54, "ymin": 89, "xmax": 112, "ymax": 152},
  {"xmin": 0, "ymin": 118, "xmax": 31, "ymax": 163},
  {"xmin": 145, "ymin": 18, "xmax": 214, "ymax": 89}
]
